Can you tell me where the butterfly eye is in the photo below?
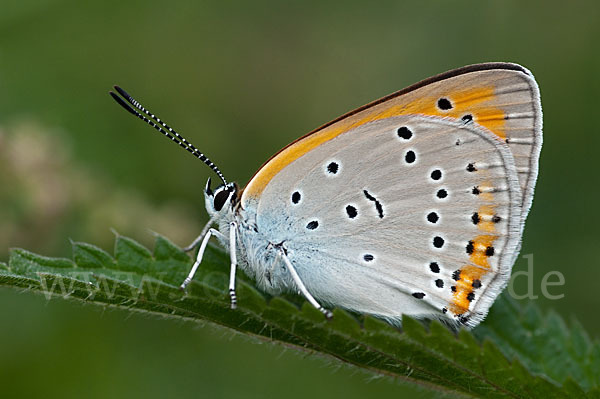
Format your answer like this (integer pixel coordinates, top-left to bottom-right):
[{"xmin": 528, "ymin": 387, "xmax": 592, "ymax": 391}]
[{"xmin": 213, "ymin": 189, "xmax": 231, "ymax": 211}]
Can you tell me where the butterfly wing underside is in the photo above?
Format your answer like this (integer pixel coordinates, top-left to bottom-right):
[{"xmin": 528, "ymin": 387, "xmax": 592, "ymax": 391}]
[
  {"xmin": 240, "ymin": 63, "xmax": 541, "ymax": 326},
  {"xmin": 252, "ymin": 116, "xmax": 522, "ymax": 326}
]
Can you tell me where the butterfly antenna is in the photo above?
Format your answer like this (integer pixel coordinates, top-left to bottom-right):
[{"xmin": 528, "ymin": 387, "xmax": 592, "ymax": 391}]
[{"xmin": 109, "ymin": 86, "xmax": 228, "ymax": 186}]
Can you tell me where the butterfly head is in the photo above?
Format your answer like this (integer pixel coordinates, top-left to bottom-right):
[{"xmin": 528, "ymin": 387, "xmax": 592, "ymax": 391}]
[{"xmin": 204, "ymin": 177, "xmax": 239, "ymax": 217}]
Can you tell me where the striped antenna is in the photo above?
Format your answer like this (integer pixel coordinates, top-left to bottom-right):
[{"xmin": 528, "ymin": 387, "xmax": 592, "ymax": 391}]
[{"xmin": 109, "ymin": 86, "xmax": 228, "ymax": 186}]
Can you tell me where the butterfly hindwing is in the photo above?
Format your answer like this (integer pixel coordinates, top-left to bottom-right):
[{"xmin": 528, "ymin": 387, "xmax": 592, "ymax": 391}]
[{"xmin": 252, "ymin": 115, "xmax": 522, "ymax": 326}]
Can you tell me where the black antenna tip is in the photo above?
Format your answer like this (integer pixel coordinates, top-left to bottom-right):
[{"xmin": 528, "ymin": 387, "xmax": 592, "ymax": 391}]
[
  {"xmin": 109, "ymin": 91, "xmax": 137, "ymax": 116},
  {"xmin": 113, "ymin": 85, "xmax": 131, "ymax": 100}
]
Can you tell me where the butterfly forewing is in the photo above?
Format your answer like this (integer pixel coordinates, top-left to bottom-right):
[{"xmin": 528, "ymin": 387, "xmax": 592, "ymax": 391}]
[{"xmin": 242, "ymin": 63, "xmax": 541, "ymax": 225}]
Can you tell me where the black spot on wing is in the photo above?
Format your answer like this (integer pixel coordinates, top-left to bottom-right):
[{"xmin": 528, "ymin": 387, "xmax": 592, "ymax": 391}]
[
  {"xmin": 466, "ymin": 240, "xmax": 475, "ymax": 254},
  {"xmin": 346, "ymin": 205, "xmax": 358, "ymax": 219},
  {"xmin": 363, "ymin": 190, "xmax": 384, "ymax": 218},
  {"xmin": 291, "ymin": 191, "xmax": 301, "ymax": 204},
  {"xmin": 452, "ymin": 270, "xmax": 461, "ymax": 281},
  {"xmin": 427, "ymin": 212, "xmax": 439, "ymax": 223},
  {"xmin": 436, "ymin": 189, "xmax": 448, "ymax": 199},
  {"xmin": 437, "ymin": 98, "xmax": 453, "ymax": 110},
  {"xmin": 397, "ymin": 126, "xmax": 413, "ymax": 140},
  {"xmin": 429, "ymin": 262, "xmax": 440, "ymax": 273},
  {"xmin": 306, "ymin": 220, "xmax": 319, "ymax": 230},
  {"xmin": 327, "ymin": 162, "xmax": 339, "ymax": 174}
]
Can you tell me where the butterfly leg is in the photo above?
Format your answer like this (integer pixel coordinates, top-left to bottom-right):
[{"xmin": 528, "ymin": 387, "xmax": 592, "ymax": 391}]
[
  {"xmin": 180, "ymin": 228, "xmax": 226, "ymax": 290},
  {"xmin": 183, "ymin": 234, "xmax": 205, "ymax": 253},
  {"xmin": 183, "ymin": 215, "xmax": 218, "ymax": 252},
  {"xmin": 228, "ymin": 222, "xmax": 238, "ymax": 309},
  {"xmin": 279, "ymin": 249, "xmax": 333, "ymax": 320}
]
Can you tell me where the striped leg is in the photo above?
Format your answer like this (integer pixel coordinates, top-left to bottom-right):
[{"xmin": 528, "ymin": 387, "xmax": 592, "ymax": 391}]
[
  {"xmin": 279, "ymin": 249, "xmax": 333, "ymax": 320},
  {"xmin": 228, "ymin": 222, "xmax": 238, "ymax": 309},
  {"xmin": 180, "ymin": 228, "xmax": 226, "ymax": 290}
]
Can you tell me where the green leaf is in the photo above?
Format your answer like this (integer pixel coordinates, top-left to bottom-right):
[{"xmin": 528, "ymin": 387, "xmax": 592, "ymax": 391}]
[
  {"xmin": 474, "ymin": 295, "xmax": 600, "ymax": 391},
  {"xmin": 71, "ymin": 240, "xmax": 115, "ymax": 269},
  {"xmin": 2, "ymin": 235, "xmax": 598, "ymax": 398}
]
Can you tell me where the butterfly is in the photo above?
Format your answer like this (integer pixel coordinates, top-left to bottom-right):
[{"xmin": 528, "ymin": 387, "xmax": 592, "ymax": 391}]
[{"xmin": 110, "ymin": 62, "xmax": 542, "ymax": 328}]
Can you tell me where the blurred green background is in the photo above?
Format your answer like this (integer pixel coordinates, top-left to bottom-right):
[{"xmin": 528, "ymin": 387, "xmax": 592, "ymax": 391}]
[{"xmin": 1, "ymin": 1, "xmax": 598, "ymax": 398}]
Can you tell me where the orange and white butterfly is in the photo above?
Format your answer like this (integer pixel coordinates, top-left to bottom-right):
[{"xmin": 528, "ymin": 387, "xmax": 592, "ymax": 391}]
[{"xmin": 111, "ymin": 62, "xmax": 542, "ymax": 328}]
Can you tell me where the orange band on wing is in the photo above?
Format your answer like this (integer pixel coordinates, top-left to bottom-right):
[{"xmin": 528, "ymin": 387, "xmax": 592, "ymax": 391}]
[
  {"xmin": 402, "ymin": 87, "xmax": 506, "ymax": 138},
  {"xmin": 449, "ymin": 234, "xmax": 498, "ymax": 315},
  {"xmin": 243, "ymin": 86, "xmax": 505, "ymax": 199}
]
